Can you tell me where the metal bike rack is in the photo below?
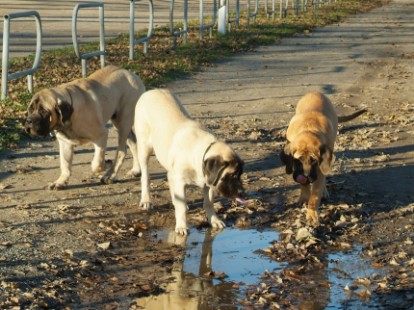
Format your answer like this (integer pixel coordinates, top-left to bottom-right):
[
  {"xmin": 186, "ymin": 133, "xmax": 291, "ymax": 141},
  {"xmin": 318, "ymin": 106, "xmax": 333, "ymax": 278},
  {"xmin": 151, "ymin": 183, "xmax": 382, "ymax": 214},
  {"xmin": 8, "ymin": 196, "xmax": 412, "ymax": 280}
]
[
  {"xmin": 227, "ymin": 0, "xmax": 240, "ymax": 32},
  {"xmin": 265, "ymin": 0, "xmax": 276, "ymax": 20},
  {"xmin": 170, "ymin": 0, "xmax": 188, "ymax": 47},
  {"xmin": 72, "ymin": 2, "xmax": 105, "ymax": 77},
  {"xmin": 199, "ymin": 0, "xmax": 217, "ymax": 40},
  {"xmin": 294, "ymin": 0, "xmax": 299, "ymax": 15},
  {"xmin": 129, "ymin": 0, "xmax": 154, "ymax": 58},
  {"xmin": 280, "ymin": 0, "xmax": 289, "ymax": 18},
  {"xmin": 303, "ymin": 0, "xmax": 308, "ymax": 12},
  {"xmin": 1, "ymin": 11, "xmax": 42, "ymax": 100},
  {"xmin": 292, "ymin": 0, "xmax": 307, "ymax": 15},
  {"xmin": 246, "ymin": 0, "xmax": 259, "ymax": 27}
]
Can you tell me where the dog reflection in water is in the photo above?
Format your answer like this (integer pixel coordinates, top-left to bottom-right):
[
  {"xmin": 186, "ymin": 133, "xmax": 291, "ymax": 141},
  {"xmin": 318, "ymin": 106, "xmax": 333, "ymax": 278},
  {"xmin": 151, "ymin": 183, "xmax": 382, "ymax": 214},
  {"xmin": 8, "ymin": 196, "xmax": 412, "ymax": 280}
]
[{"xmin": 135, "ymin": 229, "xmax": 235, "ymax": 309}]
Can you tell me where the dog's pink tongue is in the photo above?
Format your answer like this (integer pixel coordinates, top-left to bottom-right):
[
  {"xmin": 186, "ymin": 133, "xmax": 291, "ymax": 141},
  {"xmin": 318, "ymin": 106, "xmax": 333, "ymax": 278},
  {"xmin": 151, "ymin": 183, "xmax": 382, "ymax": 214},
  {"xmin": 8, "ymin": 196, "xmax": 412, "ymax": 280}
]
[
  {"xmin": 295, "ymin": 175, "xmax": 308, "ymax": 185},
  {"xmin": 235, "ymin": 197, "xmax": 247, "ymax": 205}
]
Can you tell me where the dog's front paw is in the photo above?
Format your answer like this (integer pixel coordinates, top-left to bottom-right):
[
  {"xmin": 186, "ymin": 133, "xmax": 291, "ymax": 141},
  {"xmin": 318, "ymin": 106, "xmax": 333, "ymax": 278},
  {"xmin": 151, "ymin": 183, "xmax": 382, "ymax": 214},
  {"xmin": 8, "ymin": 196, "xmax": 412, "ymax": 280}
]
[
  {"xmin": 306, "ymin": 209, "xmax": 320, "ymax": 227},
  {"xmin": 100, "ymin": 173, "xmax": 117, "ymax": 184},
  {"xmin": 98, "ymin": 160, "xmax": 117, "ymax": 183},
  {"xmin": 140, "ymin": 201, "xmax": 153, "ymax": 210},
  {"xmin": 175, "ymin": 226, "xmax": 189, "ymax": 236},
  {"xmin": 210, "ymin": 216, "xmax": 226, "ymax": 229},
  {"xmin": 128, "ymin": 168, "xmax": 141, "ymax": 178},
  {"xmin": 48, "ymin": 182, "xmax": 66, "ymax": 190},
  {"xmin": 91, "ymin": 162, "xmax": 105, "ymax": 174}
]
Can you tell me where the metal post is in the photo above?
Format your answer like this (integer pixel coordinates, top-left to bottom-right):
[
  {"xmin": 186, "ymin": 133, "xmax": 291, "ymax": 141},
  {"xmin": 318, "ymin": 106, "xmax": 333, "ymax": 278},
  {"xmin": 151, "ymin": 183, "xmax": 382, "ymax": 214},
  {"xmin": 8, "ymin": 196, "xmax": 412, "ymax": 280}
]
[
  {"xmin": 200, "ymin": 0, "xmax": 217, "ymax": 40},
  {"xmin": 72, "ymin": 2, "xmax": 105, "ymax": 77},
  {"xmin": 1, "ymin": 11, "xmax": 42, "ymax": 100},
  {"xmin": 1, "ymin": 16, "xmax": 11, "ymax": 100},
  {"xmin": 130, "ymin": 0, "xmax": 135, "ymax": 59},
  {"xmin": 170, "ymin": 0, "xmax": 188, "ymax": 47},
  {"xmin": 99, "ymin": 5, "xmax": 105, "ymax": 68},
  {"xmin": 227, "ymin": 0, "xmax": 240, "ymax": 32},
  {"xmin": 265, "ymin": 0, "xmax": 276, "ymax": 20},
  {"xmin": 130, "ymin": 0, "xmax": 153, "ymax": 58},
  {"xmin": 247, "ymin": 0, "xmax": 259, "ymax": 27},
  {"xmin": 285, "ymin": 0, "xmax": 290, "ymax": 17}
]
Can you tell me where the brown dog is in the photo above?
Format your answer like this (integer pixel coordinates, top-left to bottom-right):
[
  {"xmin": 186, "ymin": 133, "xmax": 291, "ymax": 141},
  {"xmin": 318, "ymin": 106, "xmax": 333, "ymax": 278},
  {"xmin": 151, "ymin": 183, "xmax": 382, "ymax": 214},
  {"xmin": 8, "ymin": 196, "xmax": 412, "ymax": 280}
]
[
  {"xmin": 25, "ymin": 66, "xmax": 146, "ymax": 189},
  {"xmin": 280, "ymin": 92, "xmax": 366, "ymax": 226}
]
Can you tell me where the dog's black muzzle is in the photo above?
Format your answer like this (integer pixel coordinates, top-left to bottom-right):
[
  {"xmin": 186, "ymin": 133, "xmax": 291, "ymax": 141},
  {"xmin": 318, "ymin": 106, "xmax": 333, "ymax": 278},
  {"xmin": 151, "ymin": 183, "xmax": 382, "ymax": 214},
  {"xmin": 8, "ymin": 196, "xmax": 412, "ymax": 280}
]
[
  {"xmin": 25, "ymin": 115, "xmax": 50, "ymax": 137},
  {"xmin": 218, "ymin": 177, "xmax": 245, "ymax": 199}
]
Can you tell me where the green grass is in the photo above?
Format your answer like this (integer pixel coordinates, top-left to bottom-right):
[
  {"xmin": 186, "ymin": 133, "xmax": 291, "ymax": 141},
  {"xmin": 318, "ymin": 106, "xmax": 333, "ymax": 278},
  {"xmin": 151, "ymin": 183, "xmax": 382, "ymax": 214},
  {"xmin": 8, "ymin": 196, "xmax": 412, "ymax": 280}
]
[{"xmin": 0, "ymin": 0, "xmax": 389, "ymax": 151}]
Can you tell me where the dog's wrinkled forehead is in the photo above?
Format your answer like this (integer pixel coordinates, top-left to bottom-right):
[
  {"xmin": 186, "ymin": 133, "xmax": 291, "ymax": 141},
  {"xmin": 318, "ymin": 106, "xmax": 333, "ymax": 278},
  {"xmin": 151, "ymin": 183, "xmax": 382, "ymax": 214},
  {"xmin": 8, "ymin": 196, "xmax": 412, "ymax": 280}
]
[
  {"xmin": 228, "ymin": 155, "xmax": 244, "ymax": 174},
  {"xmin": 28, "ymin": 96, "xmax": 41, "ymax": 112},
  {"xmin": 28, "ymin": 93, "xmax": 54, "ymax": 113},
  {"xmin": 216, "ymin": 153, "xmax": 245, "ymax": 199},
  {"xmin": 291, "ymin": 136, "xmax": 322, "ymax": 160},
  {"xmin": 293, "ymin": 149, "xmax": 318, "ymax": 161}
]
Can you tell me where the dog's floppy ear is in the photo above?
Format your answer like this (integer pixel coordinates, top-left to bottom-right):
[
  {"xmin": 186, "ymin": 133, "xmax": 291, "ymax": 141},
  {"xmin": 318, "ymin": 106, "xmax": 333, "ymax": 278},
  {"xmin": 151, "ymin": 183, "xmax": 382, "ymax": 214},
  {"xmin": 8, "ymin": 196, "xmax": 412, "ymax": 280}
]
[
  {"xmin": 55, "ymin": 98, "xmax": 73, "ymax": 126},
  {"xmin": 319, "ymin": 145, "xmax": 335, "ymax": 175},
  {"xmin": 27, "ymin": 96, "xmax": 40, "ymax": 113},
  {"xmin": 203, "ymin": 156, "xmax": 229, "ymax": 187},
  {"xmin": 280, "ymin": 143, "xmax": 293, "ymax": 174}
]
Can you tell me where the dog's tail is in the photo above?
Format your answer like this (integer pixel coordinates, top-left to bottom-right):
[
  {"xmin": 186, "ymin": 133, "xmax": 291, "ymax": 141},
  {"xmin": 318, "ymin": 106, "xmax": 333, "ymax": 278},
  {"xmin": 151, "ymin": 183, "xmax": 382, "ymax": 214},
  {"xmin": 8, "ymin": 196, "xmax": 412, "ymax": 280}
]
[{"xmin": 338, "ymin": 109, "xmax": 367, "ymax": 123}]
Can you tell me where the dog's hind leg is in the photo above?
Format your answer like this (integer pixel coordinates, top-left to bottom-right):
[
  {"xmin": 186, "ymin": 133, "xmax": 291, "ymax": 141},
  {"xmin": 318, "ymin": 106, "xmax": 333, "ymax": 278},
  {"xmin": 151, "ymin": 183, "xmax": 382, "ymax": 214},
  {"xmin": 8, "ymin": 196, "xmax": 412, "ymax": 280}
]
[
  {"xmin": 126, "ymin": 130, "xmax": 141, "ymax": 177},
  {"xmin": 137, "ymin": 136, "xmax": 153, "ymax": 210},
  {"xmin": 101, "ymin": 120, "xmax": 130, "ymax": 183}
]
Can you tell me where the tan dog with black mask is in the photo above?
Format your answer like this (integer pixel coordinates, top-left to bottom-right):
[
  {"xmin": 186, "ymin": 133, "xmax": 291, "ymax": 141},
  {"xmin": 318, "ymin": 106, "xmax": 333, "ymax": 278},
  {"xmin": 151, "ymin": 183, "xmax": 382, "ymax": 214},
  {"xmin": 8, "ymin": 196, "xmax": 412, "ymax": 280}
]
[
  {"xmin": 25, "ymin": 66, "xmax": 146, "ymax": 189},
  {"xmin": 134, "ymin": 89, "xmax": 245, "ymax": 235},
  {"xmin": 280, "ymin": 92, "xmax": 366, "ymax": 226}
]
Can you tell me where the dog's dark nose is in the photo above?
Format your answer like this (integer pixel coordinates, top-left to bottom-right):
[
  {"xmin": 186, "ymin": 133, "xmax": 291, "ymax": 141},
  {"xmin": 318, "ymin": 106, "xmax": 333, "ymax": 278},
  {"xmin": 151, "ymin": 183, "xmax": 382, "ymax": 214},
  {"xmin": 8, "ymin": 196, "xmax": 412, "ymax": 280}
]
[{"xmin": 25, "ymin": 119, "xmax": 32, "ymax": 133}]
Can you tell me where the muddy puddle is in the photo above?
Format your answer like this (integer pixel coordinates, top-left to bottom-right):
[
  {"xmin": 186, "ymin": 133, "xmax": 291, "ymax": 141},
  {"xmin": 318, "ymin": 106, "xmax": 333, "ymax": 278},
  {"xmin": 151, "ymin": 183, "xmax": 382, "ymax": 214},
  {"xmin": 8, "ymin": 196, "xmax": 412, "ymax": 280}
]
[
  {"xmin": 326, "ymin": 246, "xmax": 386, "ymax": 308},
  {"xmin": 135, "ymin": 228, "xmax": 386, "ymax": 309}
]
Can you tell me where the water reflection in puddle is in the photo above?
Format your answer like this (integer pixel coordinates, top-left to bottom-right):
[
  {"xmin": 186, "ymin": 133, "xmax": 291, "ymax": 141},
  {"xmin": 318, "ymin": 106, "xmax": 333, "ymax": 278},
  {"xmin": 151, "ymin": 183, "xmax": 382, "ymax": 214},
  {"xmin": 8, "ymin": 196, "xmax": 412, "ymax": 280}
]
[
  {"xmin": 327, "ymin": 246, "xmax": 385, "ymax": 309},
  {"xmin": 136, "ymin": 228, "xmax": 386, "ymax": 309},
  {"xmin": 137, "ymin": 228, "xmax": 280, "ymax": 309},
  {"xmin": 181, "ymin": 228, "xmax": 281, "ymax": 285}
]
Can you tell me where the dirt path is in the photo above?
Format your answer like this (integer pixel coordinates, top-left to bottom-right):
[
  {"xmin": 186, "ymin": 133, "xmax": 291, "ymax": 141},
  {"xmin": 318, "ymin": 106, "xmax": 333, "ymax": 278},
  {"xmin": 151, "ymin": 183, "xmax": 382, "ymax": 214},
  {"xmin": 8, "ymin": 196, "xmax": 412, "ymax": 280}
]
[{"xmin": 1, "ymin": 0, "xmax": 414, "ymax": 308}]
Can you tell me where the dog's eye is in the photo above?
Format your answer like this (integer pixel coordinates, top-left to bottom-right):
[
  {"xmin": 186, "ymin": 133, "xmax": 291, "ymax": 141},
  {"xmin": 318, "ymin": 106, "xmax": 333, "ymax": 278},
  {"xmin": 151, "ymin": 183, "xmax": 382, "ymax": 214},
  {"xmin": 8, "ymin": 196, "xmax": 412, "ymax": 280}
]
[
  {"xmin": 310, "ymin": 157, "xmax": 318, "ymax": 165},
  {"xmin": 40, "ymin": 109, "xmax": 50, "ymax": 117}
]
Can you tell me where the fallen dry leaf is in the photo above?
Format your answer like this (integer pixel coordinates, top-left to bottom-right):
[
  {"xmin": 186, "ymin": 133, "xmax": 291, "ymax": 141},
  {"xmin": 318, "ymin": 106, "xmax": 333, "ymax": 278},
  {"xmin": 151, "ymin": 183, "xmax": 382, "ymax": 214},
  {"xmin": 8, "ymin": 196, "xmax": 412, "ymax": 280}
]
[{"xmin": 97, "ymin": 242, "xmax": 111, "ymax": 250}]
